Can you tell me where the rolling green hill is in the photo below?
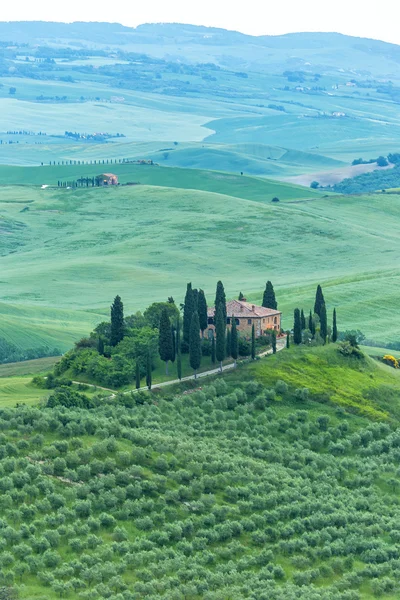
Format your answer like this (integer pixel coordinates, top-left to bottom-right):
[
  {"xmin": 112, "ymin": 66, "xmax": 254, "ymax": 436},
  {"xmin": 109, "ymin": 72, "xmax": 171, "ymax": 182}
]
[{"xmin": 0, "ymin": 168, "xmax": 399, "ymax": 351}]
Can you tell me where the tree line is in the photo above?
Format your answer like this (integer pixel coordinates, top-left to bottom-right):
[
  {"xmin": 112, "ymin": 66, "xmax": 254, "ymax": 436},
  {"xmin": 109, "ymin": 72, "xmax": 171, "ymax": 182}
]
[{"xmin": 291, "ymin": 285, "xmax": 337, "ymax": 347}]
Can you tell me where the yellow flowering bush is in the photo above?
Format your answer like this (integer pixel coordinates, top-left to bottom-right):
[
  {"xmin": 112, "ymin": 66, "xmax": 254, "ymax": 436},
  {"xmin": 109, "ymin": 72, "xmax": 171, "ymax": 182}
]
[{"xmin": 383, "ymin": 354, "xmax": 399, "ymax": 368}]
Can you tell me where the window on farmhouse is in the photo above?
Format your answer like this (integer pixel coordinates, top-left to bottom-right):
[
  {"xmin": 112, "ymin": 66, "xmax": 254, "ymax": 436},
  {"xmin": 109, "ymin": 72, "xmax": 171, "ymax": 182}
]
[{"xmin": 248, "ymin": 319, "xmax": 251, "ymax": 325}]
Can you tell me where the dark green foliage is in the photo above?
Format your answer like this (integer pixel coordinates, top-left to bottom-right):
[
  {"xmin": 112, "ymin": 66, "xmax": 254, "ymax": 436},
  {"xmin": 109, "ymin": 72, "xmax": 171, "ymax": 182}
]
[
  {"xmin": 143, "ymin": 301, "xmax": 179, "ymax": 329},
  {"xmin": 271, "ymin": 330, "xmax": 277, "ymax": 354},
  {"xmin": 332, "ymin": 308, "xmax": 338, "ymax": 343},
  {"xmin": 110, "ymin": 295, "xmax": 124, "ymax": 347},
  {"xmin": 47, "ymin": 387, "xmax": 98, "ymax": 409},
  {"xmin": 262, "ymin": 280, "xmax": 277, "ymax": 310},
  {"xmin": 198, "ymin": 289, "xmax": 208, "ymax": 336},
  {"xmin": 192, "ymin": 288, "xmax": 199, "ymax": 311},
  {"xmin": 97, "ymin": 336, "xmax": 104, "ymax": 356},
  {"xmin": 211, "ymin": 335, "xmax": 216, "ymax": 364},
  {"xmin": 176, "ymin": 317, "xmax": 182, "ymax": 379},
  {"xmin": 231, "ymin": 317, "xmax": 238, "ymax": 364},
  {"xmin": 293, "ymin": 309, "xmax": 302, "ymax": 344},
  {"xmin": 135, "ymin": 361, "xmax": 141, "ymax": 389},
  {"xmin": 286, "ymin": 331, "xmax": 290, "ymax": 348},
  {"xmin": 226, "ymin": 327, "xmax": 231, "ymax": 358},
  {"xmin": 320, "ymin": 303, "xmax": 328, "ymax": 343},
  {"xmin": 251, "ymin": 324, "xmax": 256, "ymax": 359},
  {"xmin": 308, "ymin": 310, "xmax": 315, "ymax": 335},
  {"xmin": 333, "ymin": 164, "xmax": 400, "ymax": 193},
  {"xmin": 189, "ymin": 311, "xmax": 201, "ymax": 377},
  {"xmin": 215, "ymin": 280, "xmax": 227, "ymax": 323},
  {"xmin": 238, "ymin": 291, "xmax": 244, "ymax": 300},
  {"xmin": 238, "ymin": 337, "xmax": 251, "ymax": 356},
  {"xmin": 314, "ymin": 285, "xmax": 325, "ymax": 318},
  {"xmin": 0, "ymin": 337, "xmax": 60, "ymax": 365},
  {"xmin": 215, "ymin": 302, "xmax": 226, "ymax": 370},
  {"xmin": 182, "ymin": 283, "xmax": 194, "ymax": 351},
  {"xmin": 300, "ymin": 309, "xmax": 306, "ymax": 330},
  {"xmin": 146, "ymin": 350, "xmax": 152, "ymax": 390},
  {"xmin": 158, "ymin": 308, "xmax": 174, "ymax": 375}
]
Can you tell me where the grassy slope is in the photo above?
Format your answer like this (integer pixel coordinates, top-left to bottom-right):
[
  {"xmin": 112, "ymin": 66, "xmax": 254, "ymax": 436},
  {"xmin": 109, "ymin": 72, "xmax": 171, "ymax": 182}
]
[
  {"xmin": 1, "ymin": 178, "xmax": 400, "ymax": 349},
  {"xmin": 245, "ymin": 345, "xmax": 400, "ymax": 421}
]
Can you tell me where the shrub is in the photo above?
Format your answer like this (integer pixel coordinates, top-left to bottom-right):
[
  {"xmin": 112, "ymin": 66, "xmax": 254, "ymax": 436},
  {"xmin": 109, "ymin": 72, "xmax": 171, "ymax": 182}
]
[
  {"xmin": 295, "ymin": 388, "xmax": 309, "ymax": 401},
  {"xmin": 382, "ymin": 354, "xmax": 399, "ymax": 368},
  {"xmin": 275, "ymin": 380, "xmax": 288, "ymax": 395}
]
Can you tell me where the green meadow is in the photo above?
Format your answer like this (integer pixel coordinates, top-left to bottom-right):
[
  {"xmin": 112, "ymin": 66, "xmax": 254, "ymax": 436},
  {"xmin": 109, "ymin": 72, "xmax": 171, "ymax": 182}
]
[{"xmin": 0, "ymin": 164, "xmax": 399, "ymax": 350}]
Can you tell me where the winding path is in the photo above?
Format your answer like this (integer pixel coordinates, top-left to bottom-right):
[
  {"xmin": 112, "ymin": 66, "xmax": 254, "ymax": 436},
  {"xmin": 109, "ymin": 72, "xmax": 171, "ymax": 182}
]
[{"xmin": 72, "ymin": 337, "xmax": 286, "ymax": 399}]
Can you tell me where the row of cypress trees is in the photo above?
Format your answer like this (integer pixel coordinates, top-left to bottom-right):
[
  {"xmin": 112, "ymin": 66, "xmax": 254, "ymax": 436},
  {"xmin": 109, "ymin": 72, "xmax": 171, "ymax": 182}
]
[{"xmin": 293, "ymin": 285, "xmax": 338, "ymax": 345}]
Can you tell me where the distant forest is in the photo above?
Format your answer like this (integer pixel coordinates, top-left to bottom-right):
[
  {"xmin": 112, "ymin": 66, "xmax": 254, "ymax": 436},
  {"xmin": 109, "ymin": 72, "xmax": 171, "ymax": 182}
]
[{"xmin": 333, "ymin": 165, "xmax": 400, "ymax": 194}]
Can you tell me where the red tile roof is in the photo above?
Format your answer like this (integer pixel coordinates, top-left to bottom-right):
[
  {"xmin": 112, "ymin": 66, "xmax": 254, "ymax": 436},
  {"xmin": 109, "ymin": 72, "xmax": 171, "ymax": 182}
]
[{"xmin": 207, "ymin": 300, "xmax": 281, "ymax": 318}]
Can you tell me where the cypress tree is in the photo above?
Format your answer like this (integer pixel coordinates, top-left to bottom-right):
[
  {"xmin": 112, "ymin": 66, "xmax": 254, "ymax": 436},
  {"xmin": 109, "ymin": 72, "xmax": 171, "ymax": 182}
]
[
  {"xmin": 231, "ymin": 317, "xmax": 238, "ymax": 366},
  {"xmin": 320, "ymin": 303, "xmax": 328, "ymax": 344},
  {"xmin": 300, "ymin": 309, "xmax": 306, "ymax": 331},
  {"xmin": 182, "ymin": 283, "xmax": 194, "ymax": 351},
  {"xmin": 286, "ymin": 331, "xmax": 290, "ymax": 348},
  {"xmin": 293, "ymin": 309, "xmax": 302, "ymax": 345},
  {"xmin": 98, "ymin": 337, "xmax": 104, "ymax": 356},
  {"xmin": 262, "ymin": 281, "xmax": 277, "ymax": 310},
  {"xmin": 135, "ymin": 361, "xmax": 141, "ymax": 390},
  {"xmin": 272, "ymin": 330, "xmax": 277, "ymax": 354},
  {"xmin": 171, "ymin": 325, "xmax": 176, "ymax": 362},
  {"xmin": 189, "ymin": 311, "xmax": 202, "ymax": 379},
  {"xmin": 226, "ymin": 328, "xmax": 231, "ymax": 358},
  {"xmin": 176, "ymin": 317, "xmax": 182, "ymax": 379},
  {"xmin": 314, "ymin": 285, "xmax": 325, "ymax": 318},
  {"xmin": 146, "ymin": 350, "xmax": 152, "ymax": 390},
  {"xmin": 332, "ymin": 308, "xmax": 338, "ymax": 343},
  {"xmin": 215, "ymin": 281, "xmax": 227, "ymax": 323},
  {"xmin": 251, "ymin": 324, "xmax": 256, "ymax": 359},
  {"xmin": 198, "ymin": 289, "xmax": 208, "ymax": 338},
  {"xmin": 211, "ymin": 335, "xmax": 216, "ymax": 364},
  {"xmin": 308, "ymin": 310, "xmax": 313, "ymax": 333},
  {"xmin": 192, "ymin": 288, "xmax": 199, "ymax": 311},
  {"xmin": 238, "ymin": 291, "xmax": 244, "ymax": 301},
  {"xmin": 215, "ymin": 302, "xmax": 226, "ymax": 372},
  {"xmin": 158, "ymin": 308, "xmax": 174, "ymax": 375},
  {"xmin": 110, "ymin": 295, "xmax": 124, "ymax": 347}
]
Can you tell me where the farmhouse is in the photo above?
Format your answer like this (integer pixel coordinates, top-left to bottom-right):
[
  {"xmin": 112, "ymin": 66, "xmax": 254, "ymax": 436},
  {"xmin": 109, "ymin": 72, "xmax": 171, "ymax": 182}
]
[
  {"xmin": 207, "ymin": 300, "xmax": 281, "ymax": 339},
  {"xmin": 97, "ymin": 173, "xmax": 118, "ymax": 186}
]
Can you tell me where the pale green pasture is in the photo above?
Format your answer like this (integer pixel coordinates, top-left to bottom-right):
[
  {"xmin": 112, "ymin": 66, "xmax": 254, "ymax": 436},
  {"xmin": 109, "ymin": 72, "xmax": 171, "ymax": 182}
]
[{"xmin": 0, "ymin": 181, "xmax": 399, "ymax": 348}]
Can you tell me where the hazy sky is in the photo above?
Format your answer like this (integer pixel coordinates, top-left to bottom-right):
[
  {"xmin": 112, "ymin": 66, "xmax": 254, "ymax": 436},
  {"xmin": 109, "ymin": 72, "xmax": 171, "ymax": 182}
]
[{"xmin": 3, "ymin": 0, "xmax": 399, "ymax": 45}]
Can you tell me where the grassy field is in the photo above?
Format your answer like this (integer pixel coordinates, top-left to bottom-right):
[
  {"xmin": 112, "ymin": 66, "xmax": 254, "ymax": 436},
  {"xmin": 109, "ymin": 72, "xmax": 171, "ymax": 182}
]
[
  {"xmin": 0, "ymin": 376, "xmax": 50, "ymax": 406},
  {"xmin": 0, "ymin": 356, "xmax": 60, "ymax": 377},
  {"xmin": 0, "ymin": 170, "xmax": 399, "ymax": 349}
]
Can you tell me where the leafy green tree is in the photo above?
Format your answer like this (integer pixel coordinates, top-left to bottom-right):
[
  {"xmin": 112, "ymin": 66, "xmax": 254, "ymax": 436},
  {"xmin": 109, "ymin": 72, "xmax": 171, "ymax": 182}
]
[
  {"xmin": 198, "ymin": 289, "xmax": 208, "ymax": 338},
  {"xmin": 211, "ymin": 335, "xmax": 216, "ymax": 364},
  {"xmin": 110, "ymin": 295, "xmax": 124, "ymax": 347},
  {"xmin": 300, "ymin": 309, "xmax": 306, "ymax": 330},
  {"xmin": 251, "ymin": 324, "xmax": 256, "ymax": 359},
  {"xmin": 320, "ymin": 303, "xmax": 328, "ymax": 344},
  {"xmin": 332, "ymin": 308, "xmax": 338, "ymax": 342},
  {"xmin": 310, "ymin": 180, "xmax": 319, "ymax": 189},
  {"xmin": 98, "ymin": 337, "xmax": 104, "ymax": 355},
  {"xmin": 238, "ymin": 291, "xmax": 244, "ymax": 300},
  {"xmin": 215, "ymin": 302, "xmax": 226, "ymax": 372},
  {"xmin": 143, "ymin": 301, "xmax": 179, "ymax": 329},
  {"xmin": 183, "ymin": 283, "xmax": 195, "ymax": 351},
  {"xmin": 293, "ymin": 309, "xmax": 302, "ymax": 344},
  {"xmin": 314, "ymin": 285, "xmax": 325, "ymax": 318},
  {"xmin": 262, "ymin": 281, "xmax": 277, "ymax": 310},
  {"xmin": 271, "ymin": 330, "xmax": 277, "ymax": 354},
  {"xmin": 189, "ymin": 311, "xmax": 201, "ymax": 379},
  {"xmin": 146, "ymin": 350, "xmax": 152, "ymax": 390},
  {"xmin": 215, "ymin": 280, "xmax": 227, "ymax": 323},
  {"xmin": 135, "ymin": 361, "xmax": 141, "ymax": 389},
  {"xmin": 231, "ymin": 317, "xmax": 238, "ymax": 367},
  {"xmin": 286, "ymin": 332, "xmax": 290, "ymax": 348},
  {"xmin": 158, "ymin": 308, "xmax": 174, "ymax": 375}
]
